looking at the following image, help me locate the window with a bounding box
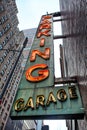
[2,97,5,103]
[7,49,9,53]
[13,90,15,96]
[0,57,4,63]
[7,59,10,65]
[3,64,7,69]
[7,71,9,75]
[3,52,7,57]
[9,66,12,70]
[12,82,14,85]
[14,85,17,88]
[7,23,10,29]
[4,15,8,21]
[0,70,5,76]
[9,86,12,92]
[7,104,10,111]
[1,123,4,130]
[0,83,4,89]
[2,29,4,35]
[0,5,4,12]
[0,44,3,50]
[5,37,8,43]
[2,15,8,23]
[1,17,5,23]
[7,93,10,98]
[5,36,9,42]
[3,113,7,120]
[10,31,13,36]
[0,31,2,37]
[0,20,2,25]
[3,76,7,81]
[10,97,13,103]
[1,108,4,116]
[4,100,7,106]
[3,40,6,46]
[5,90,8,95]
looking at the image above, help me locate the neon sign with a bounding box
[25,15,52,83]
[11,15,84,120]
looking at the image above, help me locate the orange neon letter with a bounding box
[37,29,50,38]
[41,19,51,25]
[25,64,49,82]
[30,48,50,62]
[40,38,45,47]
[39,23,51,30]
[42,15,51,21]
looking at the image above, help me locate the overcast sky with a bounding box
[16,0,60,30]
[16,1,67,130]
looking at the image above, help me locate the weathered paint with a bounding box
[11,85,84,119]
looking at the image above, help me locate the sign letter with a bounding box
[24,97,34,110]
[14,98,24,111]
[57,89,67,101]
[26,64,49,82]
[46,92,57,105]
[30,48,50,62]
[36,95,45,108]
[37,29,51,38]
[68,86,78,99]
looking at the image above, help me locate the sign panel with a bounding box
[23,15,54,88]
[11,15,84,119]
[11,85,84,119]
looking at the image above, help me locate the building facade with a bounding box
[5,28,37,130]
[0,1,37,130]
[0,0,26,129]
[59,0,87,129]
[22,28,37,69]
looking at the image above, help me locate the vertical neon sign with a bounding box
[11,15,84,120]
[25,15,54,86]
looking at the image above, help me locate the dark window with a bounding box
[10,97,13,103]
[0,70,5,76]
[4,100,7,106]
[7,93,10,98]
[0,5,4,12]
[0,31,3,37]
[3,40,6,46]
[0,83,4,89]
[0,44,3,50]
[1,108,4,116]
[0,57,4,63]
[3,52,7,57]
[2,97,5,103]
[3,113,7,120]
[7,104,10,111]
[1,123,4,130]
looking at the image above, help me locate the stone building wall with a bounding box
[59,0,87,129]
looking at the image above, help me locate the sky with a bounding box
[44,120,67,130]
[16,0,67,130]
[16,0,63,78]
[16,0,60,30]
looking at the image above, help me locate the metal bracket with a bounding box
[55,77,77,84]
